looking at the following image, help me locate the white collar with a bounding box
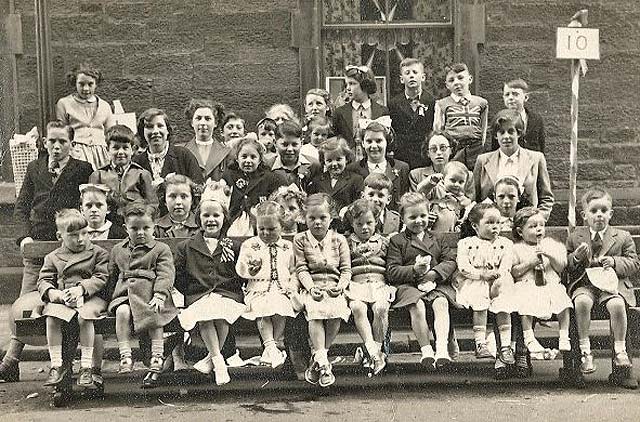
[367,160,387,172]
[272,153,311,170]
[450,93,471,103]
[352,99,372,110]
[590,227,608,239]
[405,89,422,100]
[499,148,520,162]
[195,138,214,146]
[148,143,169,159]
[306,229,334,249]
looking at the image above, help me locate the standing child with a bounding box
[222,137,285,236]
[221,113,247,151]
[294,193,351,387]
[301,116,331,162]
[308,137,363,213]
[511,207,572,358]
[256,117,279,167]
[433,63,488,170]
[108,202,177,388]
[271,120,320,192]
[269,184,307,236]
[56,63,112,170]
[362,173,401,237]
[492,175,524,232]
[417,161,474,233]
[155,174,199,238]
[456,203,516,377]
[344,199,395,375]
[38,209,109,389]
[174,181,246,385]
[566,188,640,379]
[89,125,158,221]
[236,201,298,368]
[387,192,457,368]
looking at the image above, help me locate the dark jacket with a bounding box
[174,233,244,305]
[222,165,285,221]
[15,156,93,242]
[307,170,364,212]
[347,158,410,211]
[133,144,204,185]
[388,91,436,168]
[333,101,390,147]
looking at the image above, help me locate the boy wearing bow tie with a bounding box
[433,63,488,170]
[1,121,93,383]
[566,188,640,386]
[389,58,435,169]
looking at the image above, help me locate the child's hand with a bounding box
[63,286,84,306]
[417,281,436,292]
[427,173,443,186]
[574,242,590,263]
[148,293,166,312]
[326,287,343,298]
[48,289,65,304]
[309,287,324,302]
[413,255,432,275]
[427,213,439,226]
[247,257,263,276]
[483,269,500,281]
[598,256,615,270]
[19,237,33,254]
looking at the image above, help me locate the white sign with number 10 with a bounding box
[556,27,600,60]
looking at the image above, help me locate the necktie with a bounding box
[409,97,420,113]
[269,244,279,290]
[591,232,603,257]
[49,161,60,181]
[359,104,366,119]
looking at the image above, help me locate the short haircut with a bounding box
[195,198,230,234]
[222,112,245,130]
[344,198,382,230]
[319,137,354,166]
[512,207,542,241]
[123,201,157,221]
[361,121,394,149]
[421,130,452,162]
[256,117,278,133]
[305,192,336,217]
[492,109,524,135]
[164,173,196,198]
[581,187,613,210]
[65,62,103,86]
[504,78,529,92]
[276,119,303,139]
[344,66,377,95]
[266,104,300,125]
[363,173,392,192]
[137,108,174,143]
[305,88,333,118]
[399,57,424,72]
[494,175,521,193]
[106,124,135,146]
[46,120,74,140]
[55,208,88,233]
[467,202,499,226]
[443,161,468,180]
[254,200,285,224]
[445,62,469,75]
[399,192,428,216]
[268,185,307,212]
[184,98,225,129]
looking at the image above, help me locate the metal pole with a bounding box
[34,0,54,132]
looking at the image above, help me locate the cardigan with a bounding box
[55,94,112,131]
[14,156,93,242]
[348,233,389,284]
[293,230,352,291]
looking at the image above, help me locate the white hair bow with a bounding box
[358,115,393,131]
[345,65,370,74]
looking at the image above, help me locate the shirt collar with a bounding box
[195,138,214,146]
[49,156,70,171]
[148,143,169,160]
[590,227,608,239]
[351,99,372,110]
[499,148,520,162]
[367,160,387,172]
[87,220,112,235]
[306,229,334,249]
[272,153,311,170]
[125,238,157,249]
[405,90,422,101]
[450,93,471,103]
[73,94,97,104]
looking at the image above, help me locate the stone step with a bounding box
[0,238,22,267]
[0,267,23,303]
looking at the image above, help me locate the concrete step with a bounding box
[0,267,23,303]
[0,238,22,267]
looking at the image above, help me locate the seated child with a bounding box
[38,209,109,388]
[89,125,158,220]
[417,161,474,233]
[433,63,488,170]
[222,137,285,236]
[294,193,351,388]
[155,174,199,238]
[256,117,279,167]
[269,184,308,236]
[301,116,331,162]
[174,181,246,385]
[308,137,363,213]
[361,173,401,237]
[456,203,516,377]
[567,188,640,375]
[492,175,523,232]
[236,201,298,368]
[344,199,395,375]
[387,192,457,368]
[511,207,572,358]
[108,202,178,388]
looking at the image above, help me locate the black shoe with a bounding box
[0,360,20,383]
[91,368,104,387]
[44,366,68,386]
[141,371,160,389]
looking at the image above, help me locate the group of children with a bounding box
[3,56,638,394]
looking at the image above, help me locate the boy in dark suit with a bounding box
[0,121,93,382]
[389,58,435,169]
[491,79,545,153]
[566,188,640,387]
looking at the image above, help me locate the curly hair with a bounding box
[184,98,225,130]
[65,62,103,86]
[511,207,543,241]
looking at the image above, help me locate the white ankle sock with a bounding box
[49,345,63,367]
[579,338,591,354]
[81,346,93,369]
[118,341,132,358]
[473,325,486,345]
[498,325,511,347]
[614,341,626,354]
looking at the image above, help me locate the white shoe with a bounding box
[271,349,287,369]
[526,338,545,354]
[226,350,245,368]
[193,354,213,374]
[212,355,230,385]
[259,348,273,366]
